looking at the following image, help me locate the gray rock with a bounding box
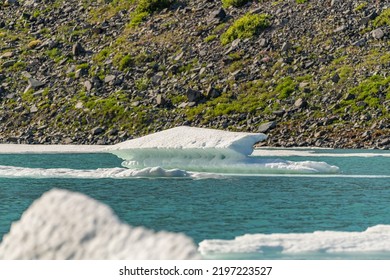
[30,104,38,113]
[28,78,45,89]
[334,25,347,33]
[379,138,390,146]
[75,101,83,109]
[174,52,184,61]
[75,68,88,79]
[188,101,197,107]
[178,102,188,109]
[2,60,16,68]
[108,128,118,135]
[84,80,92,92]
[92,76,102,88]
[151,74,162,85]
[5,0,19,5]
[273,110,285,117]
[104,75,116,84]
[230,70,244,81]
[40,39,58,50]
[72,42,85,56]
[294,98,308,109]
[258,121,276,133]
[332,73,340,83]
[352,38,366,47]
[209,8,226,21]
[0,52,14,59]
[356,101,366,107]
[186,88,201,102]
[63,137,73,144]
[258,38,267,47]
[206,85,221,99]
[231,39,241,49]
[344,93,355,100]
[330,0,340,7]
[372,28,384,40]
[91,127,104,135]
[156,94,166,106]
[281,42,292,52]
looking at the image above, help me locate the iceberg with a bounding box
[0,189,200,260]
[109,126,267,154]
[107,126,339,174]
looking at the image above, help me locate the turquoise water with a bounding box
[1,149,390,259]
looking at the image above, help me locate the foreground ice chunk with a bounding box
[0,189,200,260]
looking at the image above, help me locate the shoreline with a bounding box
[0,144,107,154]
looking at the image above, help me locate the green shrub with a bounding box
[373,8,390,27]
[118,54,133,71]
[76,63,89,70]
[135,77,149,90]
[221,13,271,45]
[295,0,307,3]
[95,48,111,63]
[350,75,390,106]
[129,11,149,26]
[274,77,296,99]
[221,0,251,8]
[136,0,174,13]
[204,34,217,43]
[354,2,367,12]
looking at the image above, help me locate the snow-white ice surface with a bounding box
[0,189,200,260]
[199,225,390,256]
[108,126,267,156]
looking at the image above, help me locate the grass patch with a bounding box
[221,13,271,45]
[94,48,111,63]
[274,77,297,99]
[204,34,217,43]
[136,0,174,13]
[221,0,251,8]
[351,75,390,103]
[354,2,367,12]
[129,11,149,27]
[135,77,149,90]
[27,39,42,49]
[373,8,390,28]
[114,54,133,71]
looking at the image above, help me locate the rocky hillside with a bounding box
[0,0,389,148]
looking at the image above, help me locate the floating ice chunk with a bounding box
[0,189,200,259]
[108,126,267,156]
[199,225,390,256]
[106,126,339,174]
[0,165,205,178]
